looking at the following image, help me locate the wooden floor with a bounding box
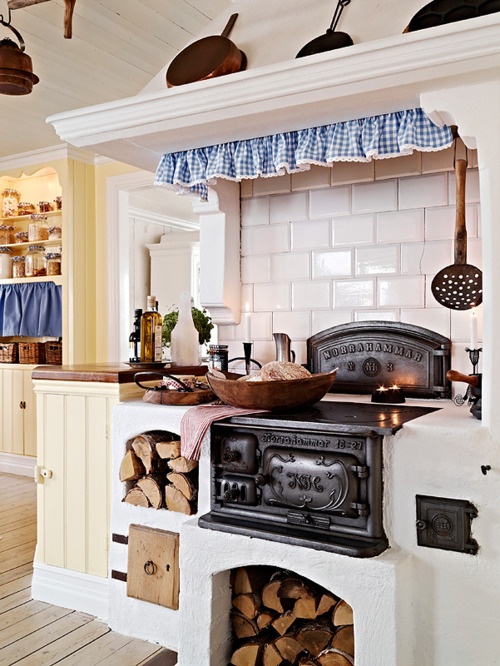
[0,473,177,666]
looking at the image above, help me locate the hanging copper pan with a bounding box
[166,14,246,88]
[0,22,38,95]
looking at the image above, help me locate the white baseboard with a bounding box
[32,560,109,621]
[0,452,36,477]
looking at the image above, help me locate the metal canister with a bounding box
[208,344,229,371]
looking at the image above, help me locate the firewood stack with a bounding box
[119,431,198,515]
[229,566,355,666]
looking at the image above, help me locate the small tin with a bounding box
[208,344,229,372]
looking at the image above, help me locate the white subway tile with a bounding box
[313,249,352,278]
[270,192,308,222]
[378,276,424,307]
[312,310,353,335]
[335,280,374,308]
[375,153,421,180]
[421,147,454,174]
[309,186,350,218]
[253,174,291,196]
[450,307,483,345]
[333,214,375,246]
[352,180,397,214]
[401,240,453,276]
[254,283,290,311]
[355,310,398,322]
[356,245,398,276]
[292,165,331,191]
[241,285,253,312]
[466,238,482,268]
[292,281,331,310]
[399,173,448,210]
[292,219,330,249]
[271,252,310,281]
[449,167,480,204]
[241,224,290,256]
[377,209,424,243]
[426,204,478,240]
[241,196,270,227]
[400,309,451,338]
[252,340,278,368]
[332,161,374,185]
[272,310,311,339]
[241,255,271,284]
[233,311,272,341]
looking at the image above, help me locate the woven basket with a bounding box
[0,342,18,363]
[18,342,45,364]
[45,341,62,365]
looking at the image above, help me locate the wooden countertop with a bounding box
[31,363,208,383]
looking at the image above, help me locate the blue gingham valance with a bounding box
[155,108,453,200]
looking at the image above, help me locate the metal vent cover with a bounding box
[307,320,451,399]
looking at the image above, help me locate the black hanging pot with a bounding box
[296,0,354,58]
[0,21,39,95]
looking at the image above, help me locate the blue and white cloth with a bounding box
[155,108,454,200]
[0,282,62,337]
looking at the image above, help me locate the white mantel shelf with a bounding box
[47,15,500,172]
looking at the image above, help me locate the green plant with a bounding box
[162,306,214,346]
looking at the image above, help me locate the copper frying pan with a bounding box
[166,14,246,88]
[431,158,483,310]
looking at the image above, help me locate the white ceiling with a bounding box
[0,0,232,159]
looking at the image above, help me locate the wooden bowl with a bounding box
[206,370,337,411]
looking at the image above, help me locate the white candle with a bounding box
[470,308,478,350]
[243,305,251,343]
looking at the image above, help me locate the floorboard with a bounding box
[0,472,177,666]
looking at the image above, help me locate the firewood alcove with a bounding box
[119,430,198,515]
[229,565,355,666]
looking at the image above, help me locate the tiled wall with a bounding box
[219,147,482,375]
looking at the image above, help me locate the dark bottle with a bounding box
[129,308,142,362]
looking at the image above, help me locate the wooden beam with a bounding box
[8,0,52,9]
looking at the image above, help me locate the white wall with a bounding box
[218,147,482,377]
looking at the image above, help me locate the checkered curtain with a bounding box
[155,108,453,200]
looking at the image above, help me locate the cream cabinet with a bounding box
[0,365,36,457]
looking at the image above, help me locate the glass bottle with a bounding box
[25,245,46,277]
[129,308,142,363]
[0,247,12,278]
[140,296,163,363]
[170,291,199,366]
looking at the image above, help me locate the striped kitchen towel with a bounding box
[180,404,267,461]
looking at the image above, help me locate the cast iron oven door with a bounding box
[307,320,451,398]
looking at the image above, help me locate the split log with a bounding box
[136,476,163,510]
[317,648,354,666]
[271,610,295,636]
[274,636,304,662]
[156,440,181,459]
[232,593,261,620]
[295,622,335,657]
[230,642,262,666]
[119,449,145,482]
[165,485,193,515]
[233,566,271,595]
[316,594,338,617]
[167,456,198,473]
[331,626,354,658]
[262,642,283,666]
[293,594,319,619]
[279,577,315,600]
[122,486,150,508]
[230,611,259,639]
[131,434,160,474]
[262,580,285,613]
[166,472,197,501]
[332,600,353,626]
[256,610,277,631]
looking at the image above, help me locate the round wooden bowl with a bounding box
[206,370,337,411]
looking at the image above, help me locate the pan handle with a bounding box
[329,0,351,32]
[454,158,467,265]
[221,13,239,39]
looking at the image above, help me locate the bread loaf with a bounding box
[260,361,311,381]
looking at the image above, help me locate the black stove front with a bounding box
[199,401,439,557]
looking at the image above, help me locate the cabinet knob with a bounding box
[144,560,157,576]
[19,400,26,409]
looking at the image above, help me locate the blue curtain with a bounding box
[0,282,62,337]
[155,108,454,200]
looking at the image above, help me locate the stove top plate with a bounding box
[220,400,440,435]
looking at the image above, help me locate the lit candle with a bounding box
[243,304,251,343]
[470,308,478,350]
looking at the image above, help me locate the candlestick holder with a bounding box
[465,347,482,375]
[452,347,482,406]
[228,342,262,376]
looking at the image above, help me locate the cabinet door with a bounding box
[0,368,24,455]
[23,368,36,457]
